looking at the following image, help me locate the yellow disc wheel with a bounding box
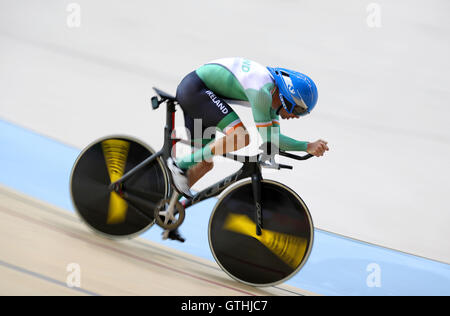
[70,136,169,238]
[208,179,314,286]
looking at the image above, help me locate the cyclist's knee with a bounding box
[202,160,214,171]
[233,126,250,149]
[193,160,213,174]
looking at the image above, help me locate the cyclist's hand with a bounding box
[307,140,329,157]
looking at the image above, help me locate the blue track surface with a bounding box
[1,118,449,295]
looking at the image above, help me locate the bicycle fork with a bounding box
[252,172,263,236]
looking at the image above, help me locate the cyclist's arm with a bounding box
[270,110,309,152]
[248,88,309,152]
[247,87,279,146]
[278,134,309,151]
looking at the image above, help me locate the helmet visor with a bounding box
[292,97,309,116]
[292,105,309,116]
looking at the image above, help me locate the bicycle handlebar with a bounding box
[278,151,314,161]
[175,139,314,166]
[263,152,312,170]
[257,148,314,170]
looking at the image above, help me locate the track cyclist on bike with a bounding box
[166,57,329,242]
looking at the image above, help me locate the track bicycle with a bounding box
[70,87,315,286]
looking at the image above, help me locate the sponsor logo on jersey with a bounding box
[205,90,229,114]
[242,59,251,72]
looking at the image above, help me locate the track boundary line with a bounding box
[0,184,307,296]
[0,259,100,296]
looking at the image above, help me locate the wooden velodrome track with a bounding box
[0,185,315,296]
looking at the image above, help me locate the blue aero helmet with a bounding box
[267,67,318,116]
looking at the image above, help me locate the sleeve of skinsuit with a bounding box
[269,109,309,151]
[247,88,309,152]
[245,86,278,146]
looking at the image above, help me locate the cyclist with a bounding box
[166,57,329,242]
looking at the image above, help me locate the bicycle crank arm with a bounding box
[154,192,186,230]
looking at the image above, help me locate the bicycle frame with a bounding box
[186,154,264,235]
[109,92,312,235]
[109,96,266,234]
[108,99,176,189]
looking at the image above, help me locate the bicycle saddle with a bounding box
[153,87,177,102]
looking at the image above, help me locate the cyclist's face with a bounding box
[279,107,300,119]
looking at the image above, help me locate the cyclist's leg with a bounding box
[187,158,214,187]
[182,110,216,150]
[182,111,215,187]
[209,124,250,156]
[182,121,250,189]
[175,71,250,187]
[186,125,250,187]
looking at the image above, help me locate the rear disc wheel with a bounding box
[70,135,169,238]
